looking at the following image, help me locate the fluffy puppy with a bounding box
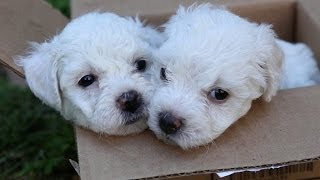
[18,12,163,135]
[277,39,320,89]
[148,4,284,149]
[149,4,320,149]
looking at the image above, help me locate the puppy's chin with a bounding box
[153,133,208,150]
[110,118,148,136]
[121,105,149,125]
[156,133,214,150]
[74,107,149,136]
[155,133,179,146]
[149,124,210,150]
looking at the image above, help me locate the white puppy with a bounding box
[148,4,319,149]
[18,12,163,135]
[277,39,320,89]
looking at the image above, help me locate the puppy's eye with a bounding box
[209,88,229,102]
[78,74,95,87]
[135,58,147,72]
[160,68,168,81]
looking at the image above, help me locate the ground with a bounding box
[0,0,77,178]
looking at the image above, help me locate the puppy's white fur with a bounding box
[148,4,289,149]
[18,12,163,135]
[277,39,320,89]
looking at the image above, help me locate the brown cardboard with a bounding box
[71,0,263,18]
[72,0,320,179]
[173,174,212,180]
[0,0,68,77]
[296,0,320,63]
[175,160,320,180]
[213,161,320,180]
[76,85,320,179]
[72,0,296,41]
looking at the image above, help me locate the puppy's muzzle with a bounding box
[159,112,183,134]
[116,90,142,113]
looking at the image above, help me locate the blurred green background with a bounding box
[0,0,77,178]
[47,0,70,18]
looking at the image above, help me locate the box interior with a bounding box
[76,85,320,179]
[72,0,320,63]
[72,0,320,179]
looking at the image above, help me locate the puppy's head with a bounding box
[148,4,283,149]
[18,12,164,135]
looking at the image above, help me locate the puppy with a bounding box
[149,4,320,149]
[18,12,163,135]
[277,39,320,89]
[148,4,285,149]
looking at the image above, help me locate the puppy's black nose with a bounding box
[116,90,142,113]
[159,112,183,134]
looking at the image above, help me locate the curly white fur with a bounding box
[17,12,164,135]
[148,4,320,149]
[277,39,320,89]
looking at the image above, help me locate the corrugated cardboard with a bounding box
[72,0,296,41]
[0,0,68,77]
[296,0,320,62]
[76,85,320,179]
[71,0,320,179]
[213,161,320,180]
[170,161,320,179]
[0,0,320,179]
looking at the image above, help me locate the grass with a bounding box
[0,76,77,178]
[46,0,70,18]
[0,0,77,178]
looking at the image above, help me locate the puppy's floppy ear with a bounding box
[16,41,62,111]
[256,25,284,102]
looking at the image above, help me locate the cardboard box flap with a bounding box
[296,0,320,63]
[72,1,320,178]
[72,0,295,41]
[76,85,320,179]
[71,0,293,17]
[0,0,68,77]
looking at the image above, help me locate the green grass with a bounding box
[46,0,70,18]
[0,1,77,178]
[0,1,76,178]
[0,77,77,178]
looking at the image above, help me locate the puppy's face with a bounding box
[20,12,164,135]
[148,5,283,149]
[58,38,152,135]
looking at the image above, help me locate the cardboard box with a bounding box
[0,0,68,77]
[172,161,320,179]
[214,161,320,180]
[1,0,320,179]
[72,0,320,179]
